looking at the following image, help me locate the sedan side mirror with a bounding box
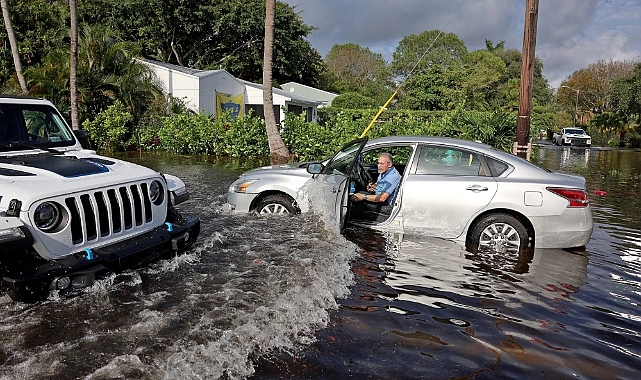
[306,163,323,174]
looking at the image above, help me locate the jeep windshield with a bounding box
[0,103,76,152]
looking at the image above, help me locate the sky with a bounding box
[282,0,641,89]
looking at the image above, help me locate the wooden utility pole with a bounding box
[515,0,539,160]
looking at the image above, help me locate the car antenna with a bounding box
[360,0,468,139]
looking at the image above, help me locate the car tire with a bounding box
[467,213,529,255]
[256,194,298,215]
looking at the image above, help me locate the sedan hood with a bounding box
[242,161,315,177]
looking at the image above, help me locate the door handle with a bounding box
[466,184,488,192]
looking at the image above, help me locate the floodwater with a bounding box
[1,146,640,380]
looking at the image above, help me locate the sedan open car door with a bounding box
[308,138,368,232]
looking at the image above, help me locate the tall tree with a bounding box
[77,0,323,86]
[69,0,79,130]
[263,0,290,163]
[489,48,552,108]
[461,50,506,110]
[391,30,468,81]
[323,43,392,103]
[0,0,67,88]
[485,39,505,53]
[1,0,27,94]
[398,65,462,111]
[610,63,641,121]
[559,60,635,116]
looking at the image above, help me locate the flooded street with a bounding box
[1,146,640,379]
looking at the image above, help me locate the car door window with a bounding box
[416,145,484,176]
[323,139,366,176]
[361,145,414,177]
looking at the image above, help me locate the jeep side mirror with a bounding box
[73,129,91,149]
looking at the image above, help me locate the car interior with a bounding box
[349,145,414,224]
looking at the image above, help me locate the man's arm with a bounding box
[351,192,390,203]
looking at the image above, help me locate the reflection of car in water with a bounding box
[379,232,589,307]
[227,136,593,254]
[0,96,200,302]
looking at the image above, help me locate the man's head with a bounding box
[377,153,393,174]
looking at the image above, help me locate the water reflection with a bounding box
[255,222,638,379]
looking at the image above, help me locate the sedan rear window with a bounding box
[485,156,509,176]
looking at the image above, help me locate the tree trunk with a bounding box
[69,0,80,130]
[1,0,27,95]
[263,0,290,164]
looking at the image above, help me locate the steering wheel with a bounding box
[27,133,48,142]
[350,162,372,191]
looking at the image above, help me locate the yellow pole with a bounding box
[359,91,397,138]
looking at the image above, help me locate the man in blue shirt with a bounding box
[351,152,401,216]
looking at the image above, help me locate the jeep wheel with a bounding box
[256,194,297,215]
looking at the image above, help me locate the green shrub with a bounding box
[331,92,379,109]
[82,100,132,151]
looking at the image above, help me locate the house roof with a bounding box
[138,58,227,79]
[281,82,338,97]
[239,79,321,105]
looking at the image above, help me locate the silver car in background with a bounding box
[227,136,593,254]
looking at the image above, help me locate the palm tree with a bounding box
[263,0,290,164]
[69,0,79,130]
[1,0,27,94]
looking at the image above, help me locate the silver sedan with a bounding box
[227,136,593,254]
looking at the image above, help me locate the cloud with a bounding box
[284,0,641,88]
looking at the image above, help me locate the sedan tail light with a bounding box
[547,187,589,207]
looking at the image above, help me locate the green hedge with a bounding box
[85,106,536,160]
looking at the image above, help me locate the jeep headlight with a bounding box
[34,202,62,232]
[149,180,164,205]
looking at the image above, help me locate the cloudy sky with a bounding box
[282,0,641,88]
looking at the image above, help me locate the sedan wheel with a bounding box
[256,194,297,215]
[467,213,529,255]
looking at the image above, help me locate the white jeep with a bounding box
[0,96,200,302]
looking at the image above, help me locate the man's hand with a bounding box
[366,182,377,192]
[351,192,369,202]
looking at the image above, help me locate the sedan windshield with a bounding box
[0,103,75,151]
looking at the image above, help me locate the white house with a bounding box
[140,59,321,124]
[280,82,338,107]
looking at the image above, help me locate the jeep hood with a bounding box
[0,152,161,209]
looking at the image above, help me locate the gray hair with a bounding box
[379,152,393,164]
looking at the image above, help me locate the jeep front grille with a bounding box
[64,183,154,244]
